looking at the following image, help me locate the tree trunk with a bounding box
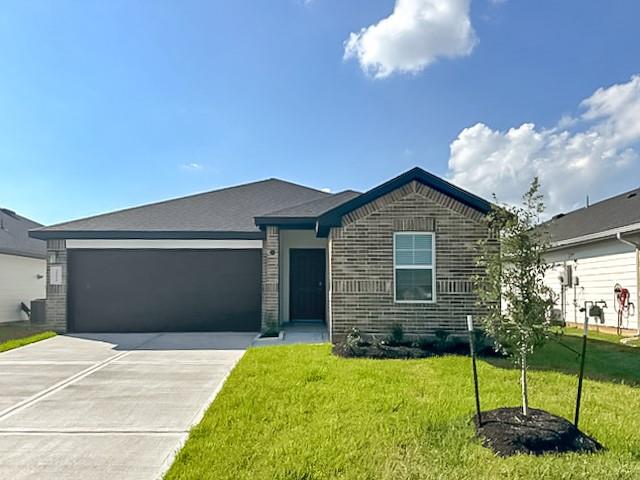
[521,351,529,416]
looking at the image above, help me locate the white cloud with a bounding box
[344,0,476,79]
[321,187,332,193]
[447,75,640,215]
[180,162,204,171]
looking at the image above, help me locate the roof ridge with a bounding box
[584,186,639,209]
[263,177,333,196]
[33,177,326,231]
[258,190,359,217]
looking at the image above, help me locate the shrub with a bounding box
[262,327,280,338]
[472,329,498,354]
[433,329,451,353]
[262,312,280,337]
[412,336,433,350]
[389,323,405,345]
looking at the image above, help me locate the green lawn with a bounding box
[0,325,56,353]
[166,330,640,480]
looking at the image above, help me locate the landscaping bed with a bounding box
[333,341,435,359]
[475,407,603,456]
[332,327,499,359]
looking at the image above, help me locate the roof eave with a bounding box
[29,230,265,241]
[549,222,640,250]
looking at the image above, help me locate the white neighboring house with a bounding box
[544,189,640,334]
[0,208,46,323]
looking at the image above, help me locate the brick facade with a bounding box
[45,239,68,333]
[261,225,280,332]
[329,180,492,341]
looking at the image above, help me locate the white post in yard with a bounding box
[467,315,482,426]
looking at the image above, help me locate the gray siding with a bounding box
[545,239,639,331]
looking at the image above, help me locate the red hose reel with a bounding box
[614,283,636,334]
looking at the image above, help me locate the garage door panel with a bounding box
[68,249,261,332]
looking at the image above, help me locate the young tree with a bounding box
[475,178,555,416]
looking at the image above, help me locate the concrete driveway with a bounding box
[0,332,255,480]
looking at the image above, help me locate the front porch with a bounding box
[253,322,329,347]
[261,227,329,334]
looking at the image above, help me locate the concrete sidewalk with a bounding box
[0,332,255,480]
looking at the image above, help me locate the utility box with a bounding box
[562,265,573,288]
[30,299,46,324]
[588,305,605,324]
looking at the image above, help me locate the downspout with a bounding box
[616,232,640,335]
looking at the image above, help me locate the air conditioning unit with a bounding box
[550,308,565,327]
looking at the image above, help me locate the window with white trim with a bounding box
[394,232,435,302]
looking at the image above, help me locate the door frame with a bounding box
[288,248,326,322]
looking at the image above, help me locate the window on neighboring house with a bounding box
[394,232,435,302]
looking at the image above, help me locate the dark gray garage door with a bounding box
[67,249,261,333]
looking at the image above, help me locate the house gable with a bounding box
[341,180,487,230]
[316,167,491,237]
[328,176,493,340]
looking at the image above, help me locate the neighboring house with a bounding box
[0,208,46,323]
[30,167,493,341]
[544,188,640,333]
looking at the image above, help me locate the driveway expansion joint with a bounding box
[0,332,169,422]
[0,349,133,421]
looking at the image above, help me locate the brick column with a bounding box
[45,239,68,333]
[261,226,280,333]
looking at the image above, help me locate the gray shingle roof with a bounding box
[255,190,361,221]
[0,209,46,258]
[546,187,640,244]
[32,179,331,239]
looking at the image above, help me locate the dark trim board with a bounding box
[67,248,262,333]
[254,217,316,228]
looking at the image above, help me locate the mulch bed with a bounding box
[333,340,501,360]
[333,342,435,359]
[475,407,603,456]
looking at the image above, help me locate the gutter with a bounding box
[615,232,640,335]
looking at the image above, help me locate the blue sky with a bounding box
[2,0,640,225]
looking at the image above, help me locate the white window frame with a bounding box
[393,232,436,304]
